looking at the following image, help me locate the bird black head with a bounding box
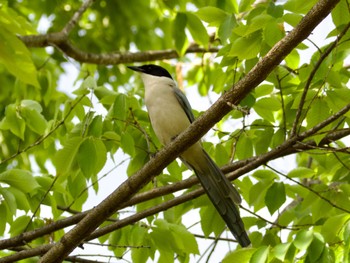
[127,64,173,80]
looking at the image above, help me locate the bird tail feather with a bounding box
[194,150,251,247]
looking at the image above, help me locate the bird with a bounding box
[128,64,250,247]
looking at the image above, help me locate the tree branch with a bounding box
[18,0,219,65]
[0,244,53,263]
[291,22,350,136]
[20,36,219,64]
[62,0,96,36]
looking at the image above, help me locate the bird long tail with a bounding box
[193,150,251,247]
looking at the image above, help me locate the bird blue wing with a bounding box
[173,87,195,123]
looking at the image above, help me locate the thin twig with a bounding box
[239,205,299,230]
[290,22,350,136]
[62,0,96,35]
[267,165,350,214]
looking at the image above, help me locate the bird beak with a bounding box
[127,66,144,73]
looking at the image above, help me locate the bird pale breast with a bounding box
[146,87,190,145]
[145,83,190,145]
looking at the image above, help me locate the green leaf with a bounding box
[0,169,40,193]
[185,12,209,48]
[272,242,292,262]
[166,160,182,181]
[110,93,128,121]
[327,88,350,113]
[249,179,273,211]
[218,14,237,43]
[150,221,174,256]
[239,0,255,12]
[283,13,303,27]
[158,250,174,263]
[67,172,88,208]
[200,204,225,237]
[250,246,269,263]
[10,215,31,236]
[253,97,281,123]
[172,13,188,55]
[240,93,256,108]
[285,243,297,262]
[127,152,148,176]
[265,182,286,215]
[131,224,148,246]
[20,100,43,112]
[235,132,253,160]
[271,128,286,148]
[0,26,38,86]
[73,75,96,95]
[0,188,17,214]
[54,137,84,175]
[223,247,255,263]
[0,104,26,140]
[287,167,315,178]
[0,7,36,35]
[131,226,150,263]
[344,220,350,244]
[0,204,7,236]
[307,99,329,129]
[293,229,313,250]
[255,127,274,155]
[109,227,130,258]
[94,86,118,105]
[20,100,48,134]
[331,0,350,27]
[234,14,274,36]
[284,0,318,14]
[252,169,278,181]
[9,187,31,211]
[121,132,135,156]
[306,233,325,262]
[103,131,121,142]
[321,213,350,243]
[87,115,103,137]
[77,137,107,178]
[169,224,199,254]
[285,49,300,69]
[255,84,274,97]
[196,7,228,26]
[263,21,284,47]
[214,143,229,166]
[230,31,262,60]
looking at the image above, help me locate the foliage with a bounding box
[0,0,350,262]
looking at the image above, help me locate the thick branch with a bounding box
[18,0,218,65]
[20,36,219,64]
